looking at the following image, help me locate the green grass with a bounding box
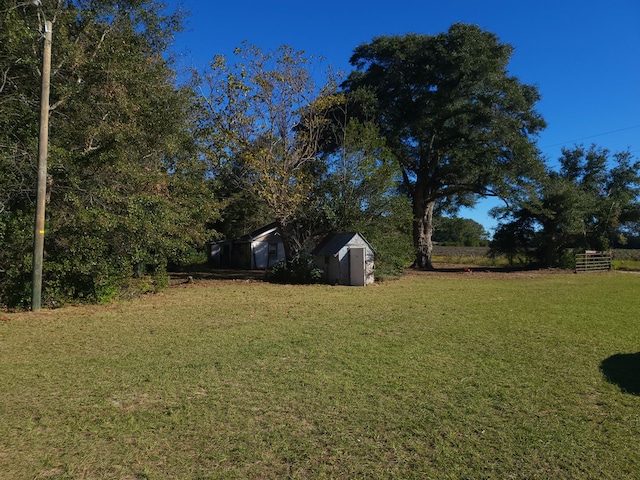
[2,272,640,479]
[612,259,640,271]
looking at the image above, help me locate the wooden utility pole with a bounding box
[32,19,52,311]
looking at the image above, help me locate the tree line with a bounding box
[1,0,638,308]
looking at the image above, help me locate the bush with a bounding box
[266,256,324,284]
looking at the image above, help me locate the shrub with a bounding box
[266,256,324,284]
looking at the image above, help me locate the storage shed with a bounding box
[209,223,286,270]
[312,232,375,286]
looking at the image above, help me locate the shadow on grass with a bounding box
[169,268,266,283]
[431,265,530,273]
[425,264,558,274]
[600,352,640,395]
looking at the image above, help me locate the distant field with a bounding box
[433,245,640,270]
[2,271,640,478]
[433,245,640,259]
[432,245,493,264]
[432,245,492,258]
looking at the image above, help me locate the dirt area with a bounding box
[168,264,569,288]
[405,264,570,279]
[168,269,268,287]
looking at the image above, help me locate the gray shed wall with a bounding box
[314,233,374,286]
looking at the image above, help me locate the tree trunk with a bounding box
[276,220,294,263]
[413,200,435,270]
[541,233,559,268]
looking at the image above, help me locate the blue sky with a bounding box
[164,0,640,232]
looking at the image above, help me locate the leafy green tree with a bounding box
[491,145,640,267]
[314,114,413,277]
[208,167,271,241]
[1,1,218,307]
[196,43,340,260]
[358,195,414,278]
[488,210,538,265]
[618,222,640,248]
[432,216,489,246]
[318,104,400,230]
[341,23,546,269]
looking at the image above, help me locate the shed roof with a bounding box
[210,222,281,246]
[311,232,374,256]
[238,222,280,242]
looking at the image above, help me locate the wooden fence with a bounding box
[575,250,612,273]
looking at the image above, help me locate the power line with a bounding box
[541,124,640,149]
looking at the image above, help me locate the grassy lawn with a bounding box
[2,271,640,479]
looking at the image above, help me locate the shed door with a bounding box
[349,247,366,286]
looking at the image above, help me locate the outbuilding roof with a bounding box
[311,232,375,256]
[237,222,280,242]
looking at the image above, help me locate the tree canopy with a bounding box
[341,23,546,269]
[490,145,640,267]
[195,43,343,261]
[0,0,219,307]
[432,216,489,247]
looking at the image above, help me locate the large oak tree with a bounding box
[342,23,546,269]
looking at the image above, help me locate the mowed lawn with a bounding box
[1,271,639,479]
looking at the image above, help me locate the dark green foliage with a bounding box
[318,119,399,231]
[266,256,324,284]
[489,210,538,265]
[0,210,33,308]
[433,216,490,246]
[313,118,412,278]
[210,175,271,241]
[0,1,219,308]
[356,195,414,278]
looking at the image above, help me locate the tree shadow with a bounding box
[431,265,530,273]
[426,264,552,274]
[600,352,640,395]
[169,268,266,283]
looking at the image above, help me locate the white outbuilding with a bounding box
[209,223,286,270]
[312,232,375,286]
